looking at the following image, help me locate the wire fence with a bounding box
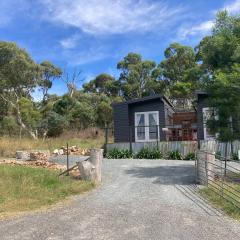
[196,150,240,209]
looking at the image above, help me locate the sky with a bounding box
[0,0,240,99]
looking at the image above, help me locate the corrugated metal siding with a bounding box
[197,94,209,140]
[113,103,130,142]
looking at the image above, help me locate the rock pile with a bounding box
[30,151,50,161]
[34,160,66,170]
[0,158,66,171]
[16,150,50,161]
[53,146,90,156]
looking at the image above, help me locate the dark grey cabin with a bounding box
[112,95,174,143]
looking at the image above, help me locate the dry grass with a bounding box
[0,164,94,218]
[0,128,106,158]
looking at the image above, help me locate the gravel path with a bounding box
[1,159,240,240]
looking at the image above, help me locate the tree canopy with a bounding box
[117,53,165,99]
[197,11,240,141]
[0,11,239,141]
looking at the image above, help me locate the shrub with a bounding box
[39,112,67,137]
[106,148,133,159]
[135,147,162,159]
[215,151,222,160]
[167,150,183,160]
[232,153,239,161]
[184,152,196,160]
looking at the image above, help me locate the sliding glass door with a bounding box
[135,111,159,142]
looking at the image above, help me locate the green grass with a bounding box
[0,164,94,218]
[200,182,240,220]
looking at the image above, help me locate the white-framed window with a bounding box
[202,107,218,140]
[135,111,159,142]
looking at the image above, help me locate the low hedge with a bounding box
[106,148,196,160]
[106,147,162,159]
[106,148,133,159]
[135,147,162,159]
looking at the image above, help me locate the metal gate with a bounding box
[196,150,240,209]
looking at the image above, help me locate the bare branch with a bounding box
[61,67,85,97]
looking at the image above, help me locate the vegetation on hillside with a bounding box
[0,11,239,141]
[0,129,105,158]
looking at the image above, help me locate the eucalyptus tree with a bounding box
[117,53,163,99]
[39,61,62,102]
[197,11,240,141]
[0,41,40,139]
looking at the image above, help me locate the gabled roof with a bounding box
[112,94,174,108]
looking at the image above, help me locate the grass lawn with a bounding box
[200,182,240,220]
[0,164,94,218]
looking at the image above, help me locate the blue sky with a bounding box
[0,0,240,99]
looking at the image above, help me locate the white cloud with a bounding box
[175,0,240,41]
[223,0,240,14]
[177,20,214,40]
[60,35,80,49]
[40,0,184,35]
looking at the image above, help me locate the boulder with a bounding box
[16,151,30,161]
[53,149,59,155]
[77,161,96,182]
[59,149,64,155]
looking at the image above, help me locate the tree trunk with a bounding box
[15,102,38,140]
[0,94,38,140]
[19,126,22,139]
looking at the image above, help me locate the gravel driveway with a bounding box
[1,159,240,240]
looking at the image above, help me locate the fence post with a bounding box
[220,155,224,198]
[156,125,159,150]
[205,152,208,186]
[196,150,206,185]
[104,127,109,155]
[89,148,103,183]
[66,142,69,176]
[77,149,103,183]
[224,142,228,178]
[195,149,198,182]
[196,140,201,182]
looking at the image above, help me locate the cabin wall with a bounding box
[113,97,175,143]
[128,99,167,141]
[113,103,130,142]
